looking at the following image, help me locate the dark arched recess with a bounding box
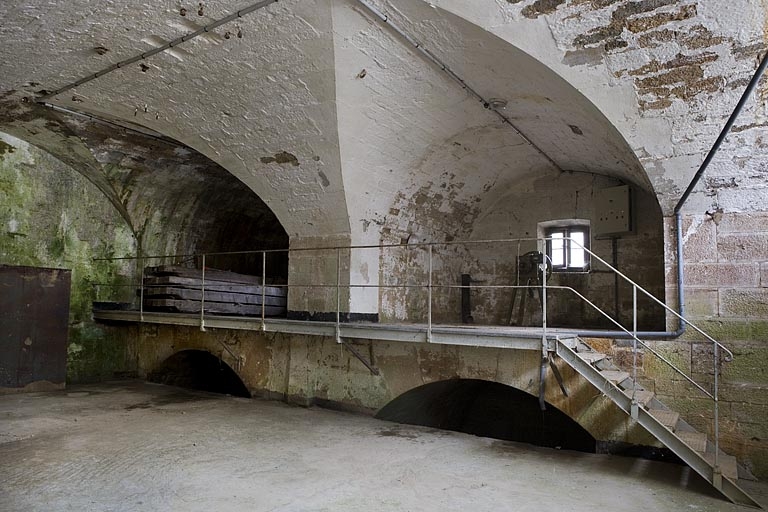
[0,99,290,280]
[376,379,596,453]
[149,350,250,398]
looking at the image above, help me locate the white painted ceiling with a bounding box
[0,0,666,242]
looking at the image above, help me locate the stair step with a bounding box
[599,370,630,385]
[677,431,708,452]
[624,389,655,407]
[576,351,606,364]
[648,408,680,430]
[703,453,739,480]
[560,339,761,507]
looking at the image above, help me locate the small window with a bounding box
[546,226,589,272]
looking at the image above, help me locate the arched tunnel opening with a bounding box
[376,379,596,453]
[148,350,251,398]
[0,111,291,285]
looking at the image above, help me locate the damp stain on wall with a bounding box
[260,151,300,166]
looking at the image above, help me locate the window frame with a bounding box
[545,225,590,273]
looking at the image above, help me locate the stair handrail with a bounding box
[561,237,733,361]
[546,282,725,477]
[546,284,712,398]
[545,236,728,476]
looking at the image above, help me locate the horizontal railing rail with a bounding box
[574,239,733,361]
[549,285,713,398]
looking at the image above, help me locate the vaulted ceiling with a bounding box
[1,0,764,244]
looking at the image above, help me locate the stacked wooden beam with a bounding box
[142,266,286,316]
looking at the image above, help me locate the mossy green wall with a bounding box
[0,134,137,383]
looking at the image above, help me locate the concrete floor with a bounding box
[1,382,765,512]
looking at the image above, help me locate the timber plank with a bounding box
[143,276,285,297]
[146,265,263,286]
[145,298,285,316]
[144,286,286,306]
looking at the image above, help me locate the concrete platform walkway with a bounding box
[1,381,765,512]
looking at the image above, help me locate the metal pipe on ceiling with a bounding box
[354,0,563,172]
[674,51,768,216]
[582,51,768,340]
[35,0,278,103]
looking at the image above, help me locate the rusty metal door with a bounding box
[0,265,71,390]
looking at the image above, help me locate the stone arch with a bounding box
[333,1,667,322]
[149,349,251,398]
[0,98,290,278]
[357,2,660,240]
[338,0,658,243]
[376,378,596,452]
[365,343,659,454]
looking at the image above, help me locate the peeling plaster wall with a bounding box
[379,171,666,330]
[333,0,510,313]
[0,134,137,383]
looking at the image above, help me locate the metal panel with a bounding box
[594,185,631,236]
[0,265,71,389]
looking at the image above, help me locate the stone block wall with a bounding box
[286,234,353,319]
[127,323,657,455]
[621,211,768,477]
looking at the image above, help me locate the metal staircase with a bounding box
[556,337,761,508]
[506,235,765,508]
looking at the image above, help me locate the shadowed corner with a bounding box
[148,349,251,398]
[376,378,596,453]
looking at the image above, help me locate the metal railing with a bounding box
[567,238,730,473]
[94,236,731,470]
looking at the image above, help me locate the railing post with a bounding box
[336,247,341,344]
[200,254,206,332]
[540,239,547,340]
[427,244,433,343]
[631,284,639,420]
[714,341,721,485]
[139,258,145,322]
[260,251,266,332]
[539,238,548,411]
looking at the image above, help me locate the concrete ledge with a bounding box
[92,310,579,351]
